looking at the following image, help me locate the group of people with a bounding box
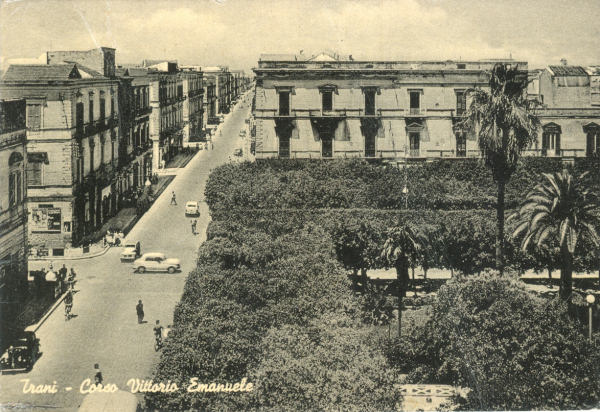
[136,300,171,349]
[31,264,77,299]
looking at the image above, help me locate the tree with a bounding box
[510,170,600,300]
[460,63,540,275]
[381,225,423,337]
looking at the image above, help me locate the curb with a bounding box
[31,290,69,333]
[29,245,111,262]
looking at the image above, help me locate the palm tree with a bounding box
[381,225,423,337]
[460,64,540,275]
[510,170,600,300]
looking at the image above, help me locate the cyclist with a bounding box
[64,290,73,320]
[153,320,163,350]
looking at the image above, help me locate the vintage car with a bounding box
[133,253,181,274]
[233,148,243,157]
[185,201,200,217]
[0,326,40,374]
[120,240,141,262]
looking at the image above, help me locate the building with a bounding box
[115,67,153,190]
[204,76,218,125]
[180,68,205,144]
[528,63,600,157]
[1,51,121,252]
[0,98,28,343]
[147,66,185,170]
[252,52,526,159]
[204,66,232,117]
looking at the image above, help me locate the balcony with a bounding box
[135,106,152,117]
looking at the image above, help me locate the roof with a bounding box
[126,67,149,77]
[142,252,166,258]
[142,59,177,67]
[2,64,81,81]
[548,65,589,76]
[62,61,104,78]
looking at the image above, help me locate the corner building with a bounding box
[252,53,526,159]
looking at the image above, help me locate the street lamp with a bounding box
[587,294,595,342]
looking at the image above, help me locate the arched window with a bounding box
[8,151,24,207]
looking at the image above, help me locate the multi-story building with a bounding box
[252,52,525,159]
[204,66,232,116]
[0,99,28,342]
[147,65,185,170]
[204,77,218,124]
[180,68,205,144]
[1,51,121,252]
[115,67,153,189]
[528,63,600,157]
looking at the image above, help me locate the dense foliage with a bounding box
[387,273,600,410]
[146,224,399,410]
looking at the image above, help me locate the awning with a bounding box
[101,185,112,198]
[27,152,49,164]
[296,119,314,141]
[346,119,362,142]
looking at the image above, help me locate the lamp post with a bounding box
[587,294,595,342]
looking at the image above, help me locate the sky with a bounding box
[0,0,598,73]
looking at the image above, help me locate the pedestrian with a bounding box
[136,300,144,324]
[94,363,103,385]
[211,142,214,150]
[192,219,198,235]
[58,264,68,293]
[170,191,177,205]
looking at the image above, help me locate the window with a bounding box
[364,90,376,116]
[111,96,115,117]
[100,138,105,164]
[584,123,600,157]
[456,91,466,116]
[457,63,466,69]
[27,104,41,130]
[99,96,106,120]
[76,103,84,128]
[456,132,467,157]
[409,91,420,114]
[322,91,333,112]
[89,95,94,122]
[542,124,561,156]
[28,162,43,186]
[409,132,420,156]
[278,91,290,116]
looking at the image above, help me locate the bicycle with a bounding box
[154,334,163,351]
[65,303,73,321]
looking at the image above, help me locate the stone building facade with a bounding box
[528,64,600,158]
[0,98,28,340]
[1,59,120,252]
[204,66,232,117]
[181,69,205,144]
[115,67,153,190]
[204,77,218,125]
[252,52,525,159]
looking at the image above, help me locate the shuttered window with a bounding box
[27,104,41,130]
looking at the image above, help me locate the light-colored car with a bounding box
[133,253,181,274]
[120,241,141,262]
[233,148,243,157]
[185,201,200,216]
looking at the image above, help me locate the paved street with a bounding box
[0,92,254,411]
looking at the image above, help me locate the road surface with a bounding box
[0,92,254,411]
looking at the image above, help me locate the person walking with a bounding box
[191,220,197,235]
[94,363,103,384]
[58,264,68,293]
[136,300,144,324]
[170,191,177,205]
[68,268,77,292]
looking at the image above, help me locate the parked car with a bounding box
[120,241,141,262]
[185,201,200,217]
[233,148,243,157]
[133,253,181,274]
[0,326,40,374]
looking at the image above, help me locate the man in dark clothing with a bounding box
[94,363,103,384]
[191,220,197,235]
[136,300,144,324]
[170,191,177,205]
[58,264,68,293]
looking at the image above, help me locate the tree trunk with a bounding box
[548,268,553,289]
[560,247,573,301]
[412,265,417,297]
[396,261,409,338]
[496,178,506,275]
[423,267,428,280]
[450,267,454,278]
[360,267,368,293]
